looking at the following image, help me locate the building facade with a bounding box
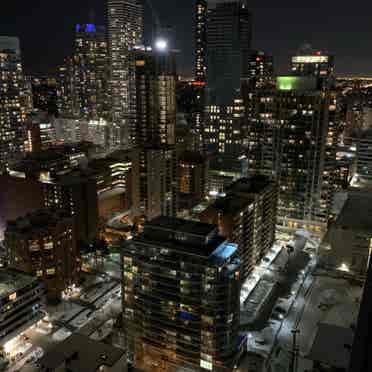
[0,269,45,345]
[200,176,277,278]
[107,0,143,148]
[0,37,26,173]
[5,210,80,301]
[122,217,243,372]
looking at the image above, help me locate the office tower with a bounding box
[242,52,276,177]
[131,46,178,220]
[107,0,144,148]
[138,145,178,220]
[206,0,252,106]
[200,176,277,278]
[243,50,275,91]
[291,46,338,223]
[0,269,45,344]
[31,76,58,115]
[132,47,177,147]
[291,45,335,80]
[5,210,80,301]
[178,151,208,211]
[122,217,242,371]
[56,57,75,117]
[0,37,26,173]
[195,0,207,84]
[88,150,136,218]
[204,0,252,172]
[193,0,208,152]
[275,76,332,232]
[43,173,99,244]
[205,98,245,157]
[25,111,57,153]
[73,23,109,120]
[243,86,277,177]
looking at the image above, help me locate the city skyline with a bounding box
[1,0,372,76]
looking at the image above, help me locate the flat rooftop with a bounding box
[39,333,126,372]
[6,209,70,235]
[227,175,274,196]
[0,269,38,299]
[147,216,216,237]
[334,190,372,230]
[213,195,253,214]
[138,217,228,259]
[308,323,354,369]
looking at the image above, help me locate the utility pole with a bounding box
[289,328,300,372]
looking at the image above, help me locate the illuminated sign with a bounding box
[192,81,206,87]
[76,24,97,33]
[292,56,329,64]
[136,60,145,66]
[277,76,300,91]
[277,76,317,91]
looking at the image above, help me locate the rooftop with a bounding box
[136,217,228,259]
[147,216,216,237]
[39,333,126,372]
[0,269,38,299]
[308,323,354,369]
[334,190,372,230]
[227,175,274,196]
[6,209,71,236]
[213,195,253,214]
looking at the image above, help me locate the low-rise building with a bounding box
[39,333,127,372]
[5,210,80,301]
[0,269,45,345]
[321,190,372,277]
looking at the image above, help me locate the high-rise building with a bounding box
[122,217,243,371]
[73,23,109,120]
[107,0,143,148]
[25,111,57,153]
[132,47,177,147]
[200,176,277,278]
[56,57,75,117]
[195,0,207,84]
[5,209,80,301]
[137,145,178,220]
[275,76,333,232]
[243,50,275,91]
[178,151,208,211]
[204,1,252,169]
[291,45,335,80]
[206,0,252,106]
[0,37,26,173]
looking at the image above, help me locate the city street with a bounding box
[3,265,123,372]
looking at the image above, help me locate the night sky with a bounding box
[1,0,372,77]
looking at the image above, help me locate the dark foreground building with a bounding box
[122,217,243,371]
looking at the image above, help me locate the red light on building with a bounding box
[316,51,322,56]
[192,81,206,87]
[256,57,262,62]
